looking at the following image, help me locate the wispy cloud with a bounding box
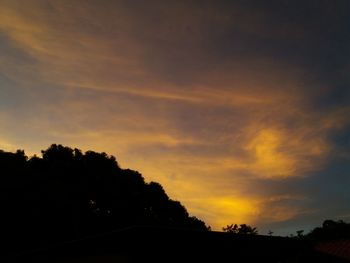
[0,0,349,232]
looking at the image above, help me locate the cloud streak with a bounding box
[0,0,349,233]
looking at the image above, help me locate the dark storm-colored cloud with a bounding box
[116,0,350,87]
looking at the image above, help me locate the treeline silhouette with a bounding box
[0,144,207,251]
[222,223,258,235]
[1,144,349,257]
[221,219,350,241]
[307,219,350,241]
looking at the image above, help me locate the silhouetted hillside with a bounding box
[0,144,207,254]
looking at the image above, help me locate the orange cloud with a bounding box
[0,0,349,232]
[243,124,330,179]
[246,128,297,178]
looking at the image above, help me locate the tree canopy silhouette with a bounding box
[222,224,258,235]
[0,144,208,250]
[306,219,350,241]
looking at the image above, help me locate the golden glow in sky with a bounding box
[0,0,349,234]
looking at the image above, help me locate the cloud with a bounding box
[0,0,349,233]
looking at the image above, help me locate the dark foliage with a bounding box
[0,144,208,251]
[222,224,258,235]
[307,220,350,241]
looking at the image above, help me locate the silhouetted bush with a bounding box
[222,224,258,235]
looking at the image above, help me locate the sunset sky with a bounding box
[0,0,349,235]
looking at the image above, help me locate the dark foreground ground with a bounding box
[6,226,349,263]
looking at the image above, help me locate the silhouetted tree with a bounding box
[223,223,239,233]
[0,144,209,252]
[222,224,258,235]
[306,219,350,241]
[296,230,304,238]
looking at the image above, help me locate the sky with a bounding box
[0,0,349,235]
